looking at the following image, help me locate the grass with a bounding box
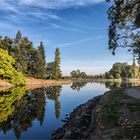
[99,87,140,139]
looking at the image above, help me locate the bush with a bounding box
[0,48,26,85]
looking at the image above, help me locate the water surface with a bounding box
[0,81,139,139]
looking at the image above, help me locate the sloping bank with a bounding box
[52,87,140,139]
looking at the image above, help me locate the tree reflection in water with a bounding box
[0,87,46,140]
[0,85,63,139]
[70,82,87,91]
[45,85,62,119]
[0,81,139,139]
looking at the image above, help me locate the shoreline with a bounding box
[0,77,140,91]
[52,87,140,139]
[52,95,103,139]
[1,77,140,87]
[0,77,73,91]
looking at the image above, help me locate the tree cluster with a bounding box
[95,62,140,79]
[0,31,62,82]
[70,69,87,79]
[46,48,62,80]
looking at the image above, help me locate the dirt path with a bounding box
[125,87,140,99]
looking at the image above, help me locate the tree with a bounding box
[13,31,33,74]
[0,48,26,85]
[37,42,46,79]
[46,62,55,79]
[0,31,61,79]
[105,72,114,79]
[38,41,46,62]
[53,48,62,80]
[0,36,13,55]
[107,0,140,63]
[70,69,87,79]
[110,63,122,78]
[103,62,140,79]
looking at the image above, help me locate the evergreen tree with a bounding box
[38,41,46,62]
[0,31,62,80]
[13,31,28,73]
[0,36,13,55]
[46,62,55,79]
[53,48,62,80]
[37,42,46,79]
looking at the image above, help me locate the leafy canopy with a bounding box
[0,48,26,85]
[107,0,140,63]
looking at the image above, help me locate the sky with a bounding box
[0,0,132,75]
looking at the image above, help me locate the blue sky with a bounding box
[0,0,132,75]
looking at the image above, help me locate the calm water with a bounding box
[0,81,139,139]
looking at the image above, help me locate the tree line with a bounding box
[94,62,140,79]
[0,31,62,84]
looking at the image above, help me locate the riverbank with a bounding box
[52,95,102,139]
[53,87,140,139]
[0,77,72,89]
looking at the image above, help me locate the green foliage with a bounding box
[107,0,140,63]
[100,88,140,139]
[46,62,55,79]
[45,48,62,80]
[0,48,26,85]
[0,31,63,80]
[99,62,140,79]
[0,31,47,79]
[70,69,87,79]
[37,41,46,79]
[53,48,62,80]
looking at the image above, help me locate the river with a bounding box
[0,81,139,139]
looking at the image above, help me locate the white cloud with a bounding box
[20,0,105,9]
[27,11,60,20]
[1,0,105,12]
[0,0,105,22]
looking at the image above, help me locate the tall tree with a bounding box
[13,31,29,73]
[107,0,140,64]
[0,36,13,55]
[38,41,46,62]
[53,48,62,80]
[37,42,46,79]
[46,62,55,79]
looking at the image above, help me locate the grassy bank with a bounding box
[95,88,140,139]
